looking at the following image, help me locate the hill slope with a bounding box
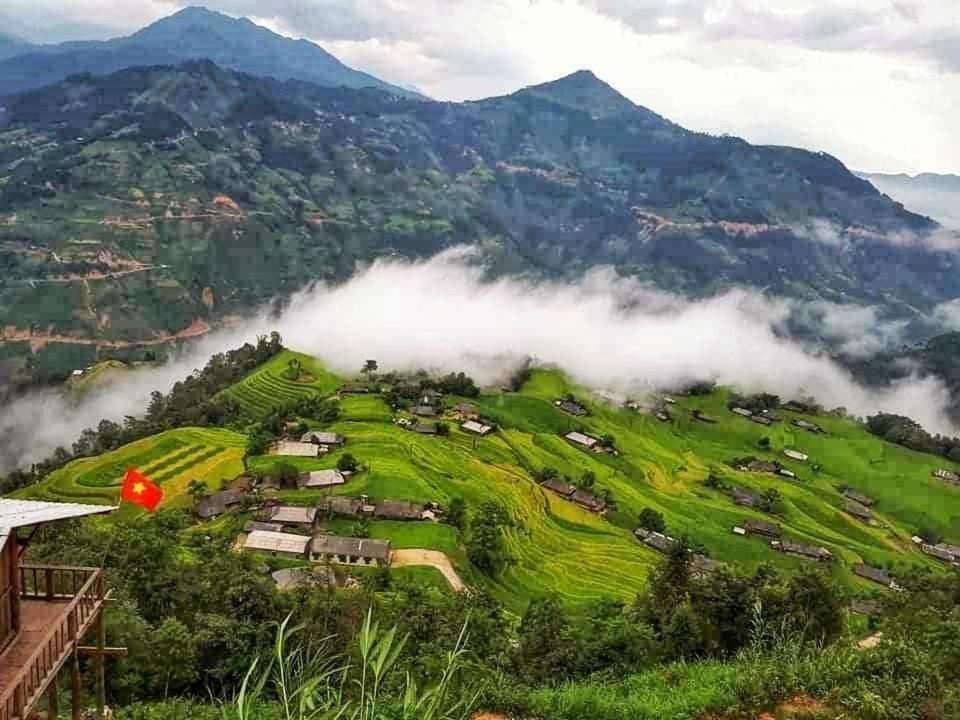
[0,7,415,98]
[0,61,955,386]
[859,171,960,229]
[20,355,960,612]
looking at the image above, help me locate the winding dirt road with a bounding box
[390,549,465,592]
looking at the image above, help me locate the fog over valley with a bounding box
[0,249,955,473]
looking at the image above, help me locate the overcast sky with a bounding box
[2,0,957,175]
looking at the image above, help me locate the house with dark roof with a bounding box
[319,496,369,518]
[412,405,437,417]
[922,543,957,563]
[310,534,391,567]
[691,409,718,423]
[842,489,875,506]
[301,431,344,447]
[772,541,833,562]
[844,500,873,522]
[743,519,782,538]
[541,477,576,498]
[732,487,760,508]
[298,469,346,489]
[244,520,284,533]
[339,384,370,394]
[454,403,480,420]
[634,528,677,553]
[564,431,599,451]
[750,415,773,426]
[265,505,318,529]
[196,489,245,520]
[853,563,896,589]
[413,423,439,435]
[374,500,423,521]
[555,399,588,416]
[570,488,608,514]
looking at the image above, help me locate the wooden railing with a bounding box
[0,566,105,720]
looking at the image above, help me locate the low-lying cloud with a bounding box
[0,248,956,474]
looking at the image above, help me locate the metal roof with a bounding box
[300,469,345,488]
[244,530,310,555]
[0,499,115,530]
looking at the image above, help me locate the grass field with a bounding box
[26,353,960,613]
[21,428,246,516]
[220,350,341,415]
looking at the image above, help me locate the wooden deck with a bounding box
[0,601,70,696]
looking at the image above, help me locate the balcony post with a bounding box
[95,573,106,720]
[69,608,81,720]
[48,672,60,719]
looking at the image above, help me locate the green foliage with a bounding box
[636,508,666,534]
[337,453,359,473]
[466,502,509,575]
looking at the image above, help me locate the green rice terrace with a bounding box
[20,351,960,613]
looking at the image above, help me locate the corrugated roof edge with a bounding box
[0,499,117,530]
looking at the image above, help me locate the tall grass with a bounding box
[227,610,477,720]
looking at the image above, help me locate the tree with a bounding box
[284,356,302,381]
[515,595,577,684]
[150,617,198,697]
[579,469,596,489]
[245,430,272,458]
[187,479,208,506]
[336,453,359,472]
[271,462,300,490]
[758,436,771,449]
[637,507,666,534]
[467,502,508,575]
[363,359,379,381]
[651,536,693,613]
[446,497,467,532]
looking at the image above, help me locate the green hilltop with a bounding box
[19,348,960,613]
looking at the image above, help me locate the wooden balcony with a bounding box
[0,566,106,720]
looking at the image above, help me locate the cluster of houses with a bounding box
[395,399,497,437]
[539,476,608,514]
[633,528,724,576]
[243,528,392,567]
[731,517,832,562]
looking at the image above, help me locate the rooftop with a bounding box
[268,506,318,525]
[311,533,391,561]
[299,469,346,488]
[244,530,310,555]
[0,499,115,529]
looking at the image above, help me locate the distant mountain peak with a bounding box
[516,69,669,124]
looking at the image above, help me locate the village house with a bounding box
[298,469,346,489]
[196,488,245,520]
[413,423,439,435]
[310,534,392,567]
[570,488,608,514]
[731,407,753,418]
[655,410,672,423]
[921,543,957,563]
[461,420,494,436]
[750,415,773,426]
[844,500,873,522]
[743,519,782,538]
[339,383,370,394]
[772,540,833,562]
[842,489,875,506]
[853,563,897,589]
[634,528,677,553]
[691,409,718,423]
[244,520,284,533]
[744,459,780,474]
[933,468,960,484]
[792,418,824,433]
[412,405,437,418]
[243,530,311,559]
[374,500,423,521]
[319,496,371,518]
[264,505,318,530]
[732,487,760,508]
[564,431,599,451]
[274,440,321,458]
[454,403,480,420]
[783,449,809,462]
[300,431,344,448]
[541,477,576,498]
[555,399,588,416]
[777,467,797,479]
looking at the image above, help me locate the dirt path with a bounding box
[391,549,465,592]
[1,317,214,351]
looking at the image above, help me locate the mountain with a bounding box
[0,31,31,61]
[0,62,954,389]
[859,171,960,230]
[0,6,416,98]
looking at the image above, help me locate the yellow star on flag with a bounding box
[132,481,145,494]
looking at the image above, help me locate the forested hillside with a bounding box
[0,60,955,391]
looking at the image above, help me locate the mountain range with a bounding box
[0,6,416,98]
[0,8,957,392]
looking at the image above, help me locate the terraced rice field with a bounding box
[221,350,341,415]
[22,428,246,511]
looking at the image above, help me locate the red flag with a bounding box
[121,468,164,512]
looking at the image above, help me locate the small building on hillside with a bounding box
[570,488,608,514]
[922,543,957,563]
[744,459,780,474]
[842,489,875,506]
[196,489,245,520]
[319,496,371,518]
[655,410,672,423]
[844,500,873,522]
[772,540,833,562]
[374,500,423,521]
[310,534,391,567]
[634,528,677,553]
[413,423,439,435]
[244,530,310,559]
[777,467,797,479]
[750,415,773,426]
[744,519,782,538]
[455,403,480,420]
[274,440,321,458]
[853,563,897,589]
[461,420,494,436]
[691,409,718,423]
[933,468,960,484]
[556,399,588,416]
[564,431,599,450]
[244,521,283,533]
[541,477,576,498]
[792,419,824,433]
[731,407,753,418]
[732,487,760,508]
[412,405,437,418]
[300,431,344,447]
[339,384,370,394]
[783,449,808,462]
[299,469,346,489]
[265,505,318,529]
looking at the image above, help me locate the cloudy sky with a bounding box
[2,0,957,175]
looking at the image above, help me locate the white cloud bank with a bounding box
[0,249,954,473]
